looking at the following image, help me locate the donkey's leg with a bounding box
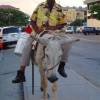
[51,82,57,100]
[43,73,48,100]
[36,44,48,99]
[39,64,48,100]
[39,63,46,91]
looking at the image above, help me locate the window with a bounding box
[67,27,72,30]
[3,27,19,34]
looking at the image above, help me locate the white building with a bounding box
[84,0,100,27]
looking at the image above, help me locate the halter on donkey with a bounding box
[33,30,80,100]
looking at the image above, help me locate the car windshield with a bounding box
[3,27,19,34]
[67,27,71,30]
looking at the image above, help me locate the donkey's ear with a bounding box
[59,37,80,45]
[59,38,72,45]
[33,36,49,46]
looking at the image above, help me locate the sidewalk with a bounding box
[23,65,100,100]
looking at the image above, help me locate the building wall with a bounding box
[85,0,100,27]
[66,8,76,23]
[63,10,68,23]
[84,0,100,4]
[63,7,86,24]
[87,19,100,27]
[76,10,85,20]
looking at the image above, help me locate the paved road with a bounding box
[67,34,100,88]
[0,34,100,100]
[68,34,100,43]
[0,48,24,100]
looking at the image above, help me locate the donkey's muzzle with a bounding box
[47,73,58,83]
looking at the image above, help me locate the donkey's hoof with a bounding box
[40,87,43,92]
[47,93,50,98]
[42,93,50,100]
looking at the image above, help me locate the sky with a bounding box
[0,0,86,15]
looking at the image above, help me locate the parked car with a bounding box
[76,26,84,33]
[95,27,100,35]
[65,26,74,34]
[0,26,20,47]
[82,27,100,35]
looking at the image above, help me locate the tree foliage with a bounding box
[89,4,100,20]
[0,8,30,27]
[70,19,84,26]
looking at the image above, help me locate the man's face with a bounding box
[47,0,55,7]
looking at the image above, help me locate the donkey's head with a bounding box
[45,40,62,68]
[37,36,63,68]
[35,35,68,83]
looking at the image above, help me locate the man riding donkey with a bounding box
[12,0,75,83]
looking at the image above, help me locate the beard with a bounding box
[47,0,55,11]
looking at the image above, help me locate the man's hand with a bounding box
[36,28,44,34]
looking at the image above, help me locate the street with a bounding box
[0,34,100,100]
[69,38,100,88]
[0,48,24,100]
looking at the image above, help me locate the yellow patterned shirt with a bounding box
[30,2,65,31]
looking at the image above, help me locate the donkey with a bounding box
[33,31,79,100]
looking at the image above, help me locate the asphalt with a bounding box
[1,34,100,100]
[68,34,100,43]
[0,48,24,100]
[23,65,100,100]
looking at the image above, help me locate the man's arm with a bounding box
[30,20,39,33]
[30,6,43,33]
